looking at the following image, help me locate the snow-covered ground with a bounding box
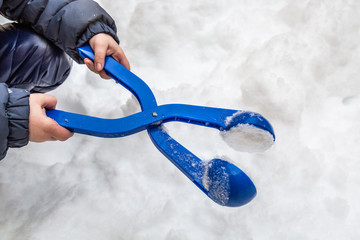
[1,0,360,239]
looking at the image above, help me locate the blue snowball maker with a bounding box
[46,45,275,207]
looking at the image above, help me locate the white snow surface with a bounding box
[1,0,360,239]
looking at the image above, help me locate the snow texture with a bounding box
[202,163,230,205]
[202,160,230,206]
[1,0,360,239]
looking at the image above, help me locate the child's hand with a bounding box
[84,33,130,79]
[29,94,74,142]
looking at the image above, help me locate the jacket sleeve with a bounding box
[0,83,30,160]
[0,0,119,63]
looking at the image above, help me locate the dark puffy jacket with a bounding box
[0,0,119,160]
[0,0,119,63]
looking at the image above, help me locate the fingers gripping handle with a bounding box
[79,45,157,110]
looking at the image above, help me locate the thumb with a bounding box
[41,94,58,110]
[93,42,107,72]
[47,119,74,141]
[39,94,73,141]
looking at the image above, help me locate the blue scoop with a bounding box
[46,45,275,207]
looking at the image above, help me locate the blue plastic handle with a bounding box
[45,44,276,207]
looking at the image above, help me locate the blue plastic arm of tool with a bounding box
[46,105,274,139]
[46,44,275,207]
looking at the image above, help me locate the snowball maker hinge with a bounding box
[46,45,275,207]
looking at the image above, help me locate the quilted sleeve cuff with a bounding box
[6,88,30,148]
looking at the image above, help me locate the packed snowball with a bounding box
[220,124,274,153]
